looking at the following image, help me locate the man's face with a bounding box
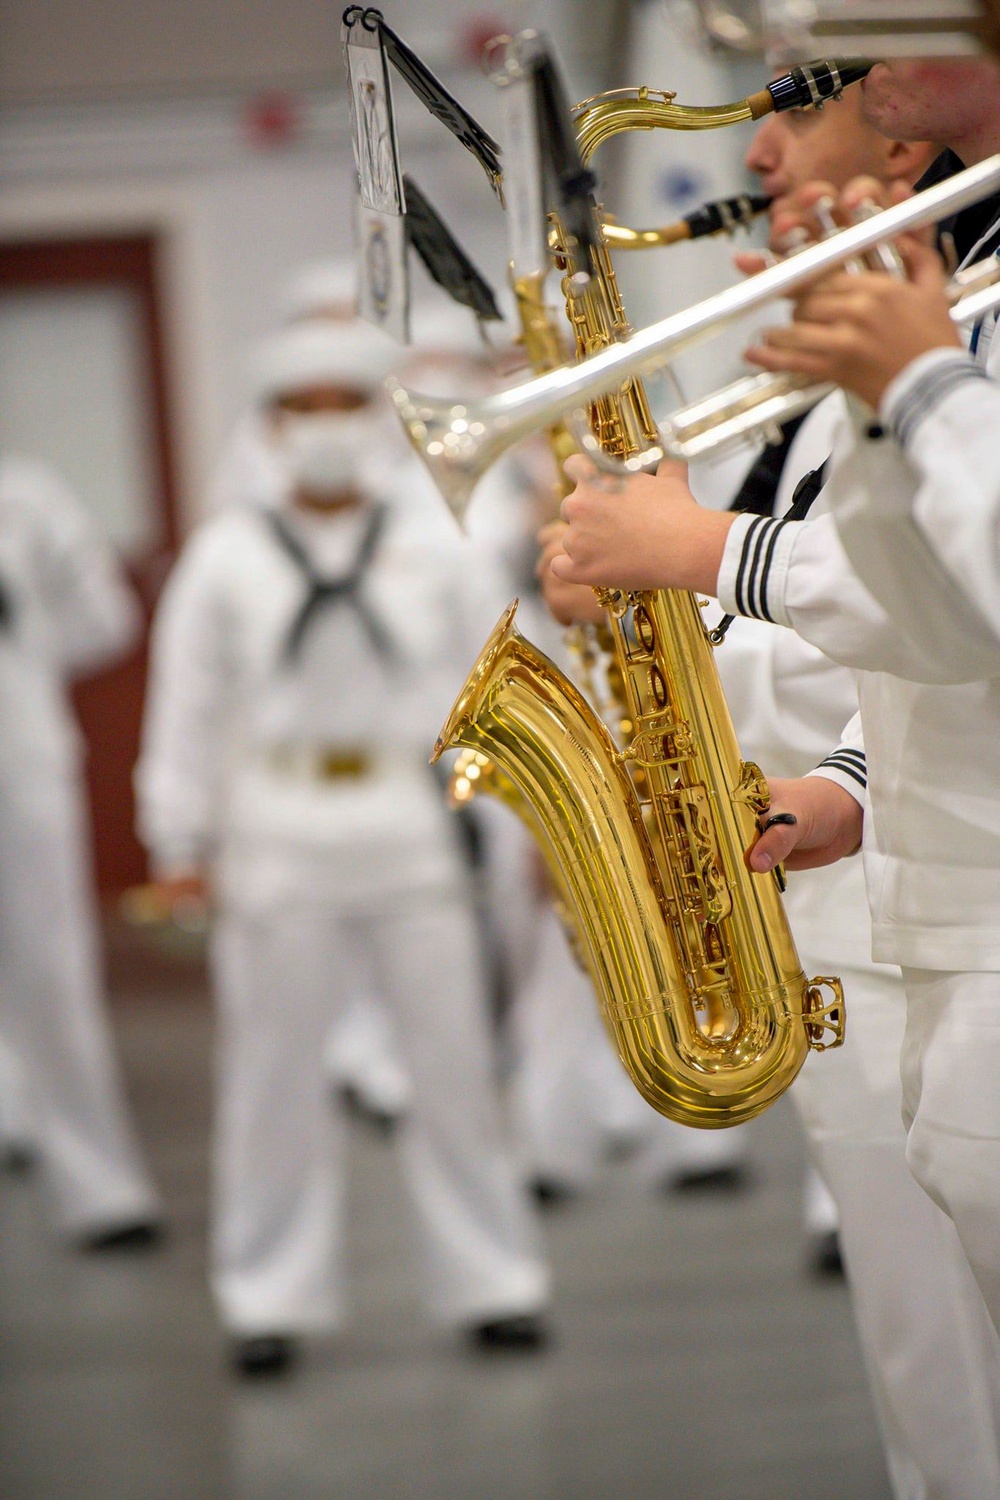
[860,57,1000,146]
[745,91,896,201]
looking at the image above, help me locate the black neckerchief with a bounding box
[263,504,395,665]
[922,149,1000,264]
[727,414,807,518]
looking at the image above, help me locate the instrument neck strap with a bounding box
[710,429,827,644]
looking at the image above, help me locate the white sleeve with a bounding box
[717,505,997,685]
[134,530,235,873]
[715,614,861,783]
[819,349,1000,677]
[805,711,867,809]
[30,467,141,676]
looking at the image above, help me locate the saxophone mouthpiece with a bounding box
[765,58,873,115]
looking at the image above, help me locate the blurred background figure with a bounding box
[135,313,550,1378]
[206,258,359,516]
[0,452,162,1247]
[206,253,415,1133]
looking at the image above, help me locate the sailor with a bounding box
[741,55,1000,667]
[0,452,162,1247]
[207,259,414,1131]
[136,317,550,1377]
[538,75,1000,1497]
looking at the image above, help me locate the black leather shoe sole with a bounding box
[667,1165,751,1196]
[232,1334,298,1378]
[810,1229,845,1278]
[467,1314,550,1353]
[79,1222,164,1253]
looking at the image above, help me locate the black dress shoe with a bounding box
[467,1314,550,1353]
[1,1143,37,1176]
[338,1085,402,1138]
[231,1334,298,1378]
[529,1176,579,1209]
[667,1164,751,1195]
[79,1221,164,1253]
[811,1229,845,1278]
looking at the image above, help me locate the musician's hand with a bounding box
[747,776,863,875]
[536,521,606,626]
[745,236,958,409]
[548,454,735,595]
[735,179,841,275]
[122,870,211,924]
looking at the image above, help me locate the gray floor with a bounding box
[0,932,892,1500]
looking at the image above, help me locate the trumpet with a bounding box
[662,230,1000,463]
[388,153,1000,520]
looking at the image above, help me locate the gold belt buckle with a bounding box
[318,749,370,780]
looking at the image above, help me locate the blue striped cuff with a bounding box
[883,352,989,450]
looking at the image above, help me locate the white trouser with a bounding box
[324,991,413,1118]
[0,1036,36,1152]
[900,967,1000,1337]
[803,1164,839,1237]
[210,887,549,1334]
[511,907,749,1187]
[793,961,1000,1500]
[0,776,160,1235]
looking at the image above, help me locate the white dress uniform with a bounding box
[0,453,161,1236]
[136,471,549,1336]
[718,323,1000,1335]
[814,204,1000,669]
[715,403,1000,1500]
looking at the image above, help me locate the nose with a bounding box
[745,115,781,178]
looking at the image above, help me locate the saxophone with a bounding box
[430,58,847,1130]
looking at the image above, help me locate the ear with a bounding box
[884,138,938,187]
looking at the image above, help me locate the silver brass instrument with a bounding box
[662,244,1000,462]
[389,153,1000,520]
[691,0,992,59]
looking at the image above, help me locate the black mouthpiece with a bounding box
[684,193,772,240]
[768,58,873,113]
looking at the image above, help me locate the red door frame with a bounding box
[0,234,182,896]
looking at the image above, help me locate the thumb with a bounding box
[563,453,598,486]
[746,812,801,874]
[897,234,947,290]
[548,549,577,581]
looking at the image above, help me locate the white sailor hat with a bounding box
[252,320,396,404]
[280,259,358,324]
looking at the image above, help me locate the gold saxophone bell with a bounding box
[434,601,844,1127]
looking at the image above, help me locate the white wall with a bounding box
[0,1,611,529]
[612,0,770,405]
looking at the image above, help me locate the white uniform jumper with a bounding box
[0,454,160,1236]
[713,180,1000,1336]
[716,404,1000,1500]
[819,206,1000,666]
[137,484,549,1335]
